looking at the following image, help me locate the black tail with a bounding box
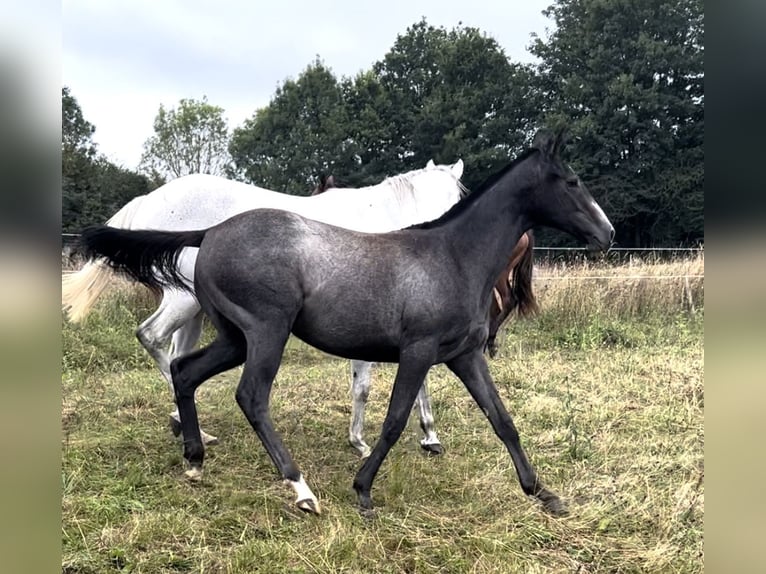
[78,226,208,292]
[510,230,539,318]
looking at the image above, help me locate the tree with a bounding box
[230,22,544,192]
[62,87,153,231]
[62,86,96,158]
[63,157,153,232]
[371,20,543,188]
[229,60,352,192]
[531,0,704,246]
[141,96,231,180]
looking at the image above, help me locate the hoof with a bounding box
[184,467,203,482]
[357,492,373,512]
[201,431,219,446]
[538,492,569,517]
[420,442,444,456]
[350,441,372,459]
[296,498,321,515]
[359,506,377,520]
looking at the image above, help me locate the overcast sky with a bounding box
[63,0,553,171]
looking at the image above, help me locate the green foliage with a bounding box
[372,20,542,189]
[531,0,704,246]
[62,287,157,372]
[141,96,231,180]
[63,155,155,232]
[64,5,705,247]
[230,22,543,192]
[61,87,155,231]
[229,60,351,192]
[62,86,96,157]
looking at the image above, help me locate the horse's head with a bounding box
[529,129,614,251]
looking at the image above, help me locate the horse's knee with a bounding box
[170,357,198,400]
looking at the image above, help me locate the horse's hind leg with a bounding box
[171,330,246,481]
[445,350,566,516]
[170,310,204,359]
[414,377,443,455]
[136,291,218,445]
[235,323,321,514]
[167,311,219,445]
[349,361,443,457]
[349,360,374,458]
[136,290,196,381]
[353,344,435,513]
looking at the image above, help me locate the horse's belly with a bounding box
[290,302,401,363]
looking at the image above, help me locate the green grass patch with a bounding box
[62,259,704,573]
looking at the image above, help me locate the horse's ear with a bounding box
[426,159,435,168]
[451,159,464,179]
[552,127,568,157]
[532,129,556,157]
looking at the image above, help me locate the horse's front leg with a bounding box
[446,350,567,516]
[414,377,444,455]
[170,336,245,481]
[353,343,436,513]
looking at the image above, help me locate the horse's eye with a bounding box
[566,178,579,188]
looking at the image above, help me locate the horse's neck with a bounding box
[384,174,462,224]
[313,175,457,230]
[445,175,533,298]
[356,177,420,212]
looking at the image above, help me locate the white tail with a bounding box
[61,194,148,322]
[62,260,114,322]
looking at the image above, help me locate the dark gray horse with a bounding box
[79,130,614,517]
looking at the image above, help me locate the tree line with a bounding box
[62,0,703,247]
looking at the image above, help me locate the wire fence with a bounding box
[61,233,704,277]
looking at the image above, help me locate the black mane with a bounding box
[408,147,539,230]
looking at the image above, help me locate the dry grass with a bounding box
[61,257,704,573]
[534,251,704,318]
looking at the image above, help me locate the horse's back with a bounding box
[127,175,304,231]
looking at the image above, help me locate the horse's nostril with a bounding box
[610,227,615,242]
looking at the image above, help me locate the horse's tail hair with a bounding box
[62,259,116,322]
[510,230,539,318]
[62,195,151,322]
[78,226,208,293]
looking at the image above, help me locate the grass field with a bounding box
[62,255,704,573]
